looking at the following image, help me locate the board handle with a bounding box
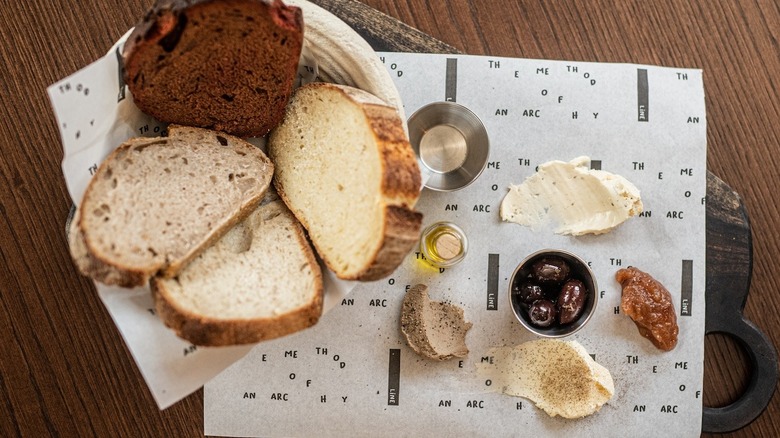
[703,173,778,433]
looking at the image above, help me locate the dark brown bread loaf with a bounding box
[123,0,303,137]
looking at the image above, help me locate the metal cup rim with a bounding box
[407,101,490,192]
[508,248,599,338]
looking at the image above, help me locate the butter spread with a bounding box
[500,156,643,235]
[476,339,614,419]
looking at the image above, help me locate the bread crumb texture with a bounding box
[476,339,614,419]
[151,192,323,346]
[76,125,272,285]
[269,83,422,281]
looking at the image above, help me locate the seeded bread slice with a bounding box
[70,125,273,287]
[268,83,423,281]
[151,191,323,346]
[123,0,303,137]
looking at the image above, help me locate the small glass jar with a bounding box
[420,221,468,268]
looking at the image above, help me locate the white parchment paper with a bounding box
[204,53,707,437]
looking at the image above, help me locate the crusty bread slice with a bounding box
[151,191,323,346]
[69,207,147,287]
[268,83,423,281]
[70,125,273,287]
[123,0,303,137]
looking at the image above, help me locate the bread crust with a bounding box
[327,84,422,281]
[356,205,422,281]
[150,199,324,346]
[271,83,422,281]
[73,125,272,287]
[122,0,303,137]
[68,208,148,288]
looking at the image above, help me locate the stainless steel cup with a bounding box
[407,101,489,191]
[508,249,598,338]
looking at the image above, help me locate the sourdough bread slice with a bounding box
[268,83,422,281]
[70,125,273,287]
[123,0,303,137]
[151,191,323,346]
[69,207,147,287]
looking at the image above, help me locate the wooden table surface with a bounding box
[1,0,778,436]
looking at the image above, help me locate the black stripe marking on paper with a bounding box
[387,349,400,406]
[487,254,500,311]
[445,58,458,102]
[638,68,649,122]
[681,260,693,316]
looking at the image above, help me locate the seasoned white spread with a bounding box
[476,340,614,419]
[500,156,643,235]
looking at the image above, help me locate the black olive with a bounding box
[513,281,545,304]
[557,279,587,324]
[528,299,557,327]
[531,256,571,284]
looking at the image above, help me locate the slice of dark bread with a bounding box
[69,125,273,287]
[123,0,303,137]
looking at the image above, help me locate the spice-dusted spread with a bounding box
[616,266,679,351]
[499,156,643,235]
[476,340,614,419]
[400,284,472,361]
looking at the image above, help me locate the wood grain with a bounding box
[0,0,777,437]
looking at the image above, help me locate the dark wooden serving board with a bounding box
[308,0,778,433]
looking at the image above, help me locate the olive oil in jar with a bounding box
[420,222,468,268]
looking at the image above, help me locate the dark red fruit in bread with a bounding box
[123,0,303,137]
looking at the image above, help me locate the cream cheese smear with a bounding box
[500,156,643,236]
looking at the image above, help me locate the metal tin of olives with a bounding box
[508,249,598,338]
